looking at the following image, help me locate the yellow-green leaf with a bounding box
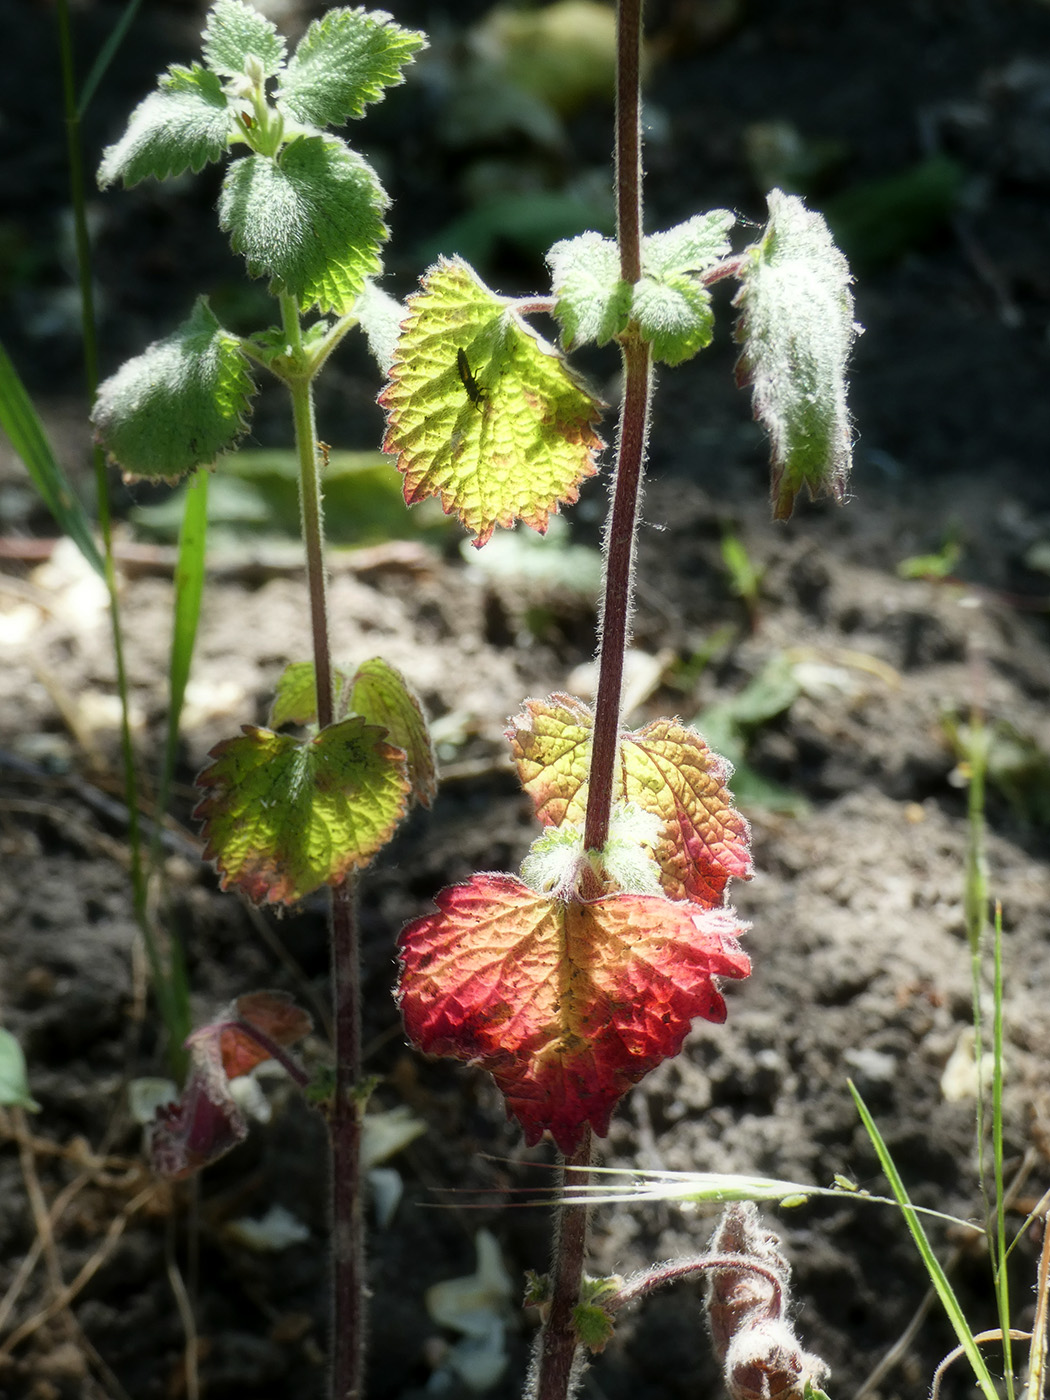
[380,256,604,546]
[349,658,437,807]
[194,718,410,905]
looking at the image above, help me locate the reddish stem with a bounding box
[331,882,365,1400]
[534,1130,593,1399]
[610,1254,785,1317]
[535,5,649,1400]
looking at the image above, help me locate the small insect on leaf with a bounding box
[456,346,486,408]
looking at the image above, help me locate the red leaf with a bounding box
[398,874,749,1152]
[150,991,312,1179]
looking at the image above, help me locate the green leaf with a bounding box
[632,210,734,366]
[269,660,352,729]
[734,189,858,520]
[0,1028,40,1112]
[194,718,411,905]
[380,256,604,546]
[0,339,104,577]
[631,275,714,367]
[349,658,437,807]
[97,64,234,188]
[641,210,735,279]
[277,8,426,128]
[201,0,285,78]
[546,231,630,349]
[219,135,387,315]
[92,297,256,482]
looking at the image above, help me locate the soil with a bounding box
[3,2,1050,1399]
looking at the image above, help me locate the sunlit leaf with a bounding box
[546,231,630,350]
[398,874,750,1152]
[734,189,858,520]
[508,696,751,905]
[91,297,255,481]
[219,135,387,315]
[97,63,234,188]
[277,8,426,128]
[268,660,352,729]
[349,658,437,808]
[202,0,285,78]
[194,717,410,905]
[380,256,604,546]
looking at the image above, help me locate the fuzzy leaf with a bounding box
[349,658,437,808]
[734,189,858,520]
[398,874,750,1152]
[194,718,410,905]
[642,211,735,279]
[97,64,234,188]
[91,297,255,482]
[268,661,352,729]
[380,257,604,546]
[277,8,426,128]
[546,231,630,350]
[631,211,735,366]
[219,135,387,315]
[202,0,285,78]
[508,696,751,906]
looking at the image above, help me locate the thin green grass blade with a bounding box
[850,1080,1001,1400]
[0,341,104,577]
[993,900,1015,1397]
[78,0,144,117]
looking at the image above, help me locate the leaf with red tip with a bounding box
[507,696,751,906]
[398,874,750,1152]
[194,718,410,905]
[379,256,604,546]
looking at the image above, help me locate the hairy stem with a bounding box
[535,6,649,1400]
[331,882,365,1400]
[284,316,365,1399]
[534,1130,593,1400]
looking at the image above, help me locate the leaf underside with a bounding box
[398,873,750,1152]
[194,718,410,905]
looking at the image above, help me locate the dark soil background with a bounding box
[2,2,1050,1399]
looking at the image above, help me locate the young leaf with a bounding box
[194,718,410,905]
[0,1028,40,1112]
[546,231,631,350]
[734,189,858,520]
[508,696,751,906]
[219,135,387,315]
[380,257,604,546]
[201,0,285,78]
[268,660,352,729]
[349,658,437,808]
[632,211,735,366]
[398,874,750,1152]
[277,8,426,129]
[91,297,255,481]
[97,64,235,188]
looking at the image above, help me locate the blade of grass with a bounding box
[993,899,1015,1398]
[850,1079,1001,1400]
[77,0,144,118]
[0,341,104,577]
